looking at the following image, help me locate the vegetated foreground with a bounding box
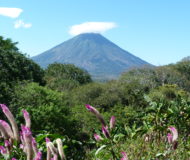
[0,103,189,160]
[1,36,190,159]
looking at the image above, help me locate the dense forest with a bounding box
[0,36,190,159]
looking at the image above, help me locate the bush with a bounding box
[0,36,45,104]
[10,82,78,137]
[45,63,92,91]
[120,66,190,92]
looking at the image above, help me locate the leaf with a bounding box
[113,133,125,142]
[71,140,82,145]
[95,145,107,156]
[156,153,165,157]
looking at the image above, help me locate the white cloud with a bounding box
[69,22,117,36]
[0,7,23,18]
[14,20,32,29]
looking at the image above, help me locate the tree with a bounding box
[0,36,45,104]
[171,60,190,81]
[45,63,92,91]
[10,82,79,136]
[120,66,190,91]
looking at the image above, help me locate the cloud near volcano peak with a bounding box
[69,22,117,36]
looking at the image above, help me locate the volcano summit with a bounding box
[32,33,151,80]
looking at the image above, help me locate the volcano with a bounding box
[32,33,151,80]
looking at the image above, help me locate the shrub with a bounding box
[0,36,45,104]
[10,82,78,137]
[44,63,92,91]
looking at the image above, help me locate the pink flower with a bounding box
[34,151,42,160]
[168,127,178,142]
[32,137,38,155]
[167,133,173,144]
[121,152,128,160]
[51,154,58,160]
[85,104,106,126]
[21,125,33,159]
[20,144,24,149]
[22,110,31,128]
[21,125,32,137]
[0,121,9,139]
[4,140,11,147]
[0,104,19,141]
[0,120,14,139]
[94,133,103,141]
[12,158,17,160]
[0,146,7,154]
[168,126,178,149]
[109,116,116,129]
[102,126,110,138]
[46,138,51,143]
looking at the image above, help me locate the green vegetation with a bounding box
[44,63,92,91]
[0,36,44,105]
[1,36,190,159]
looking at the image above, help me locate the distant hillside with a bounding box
[32,33,152,80]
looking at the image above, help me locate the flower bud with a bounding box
[94,134,103,141]
[22,110,31,128]
[85,104,106,126]
[102,126,110,138]
[121,151,128,160]
[109,116,116,129]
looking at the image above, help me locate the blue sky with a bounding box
[0,0,190,65]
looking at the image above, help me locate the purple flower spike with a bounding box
[0,146,7,154]
[34,151,42,160]
[167,133,173,144]
[110,116,116,129]
[168,126,178,142]
[21,126,33,159]
[85,104,93,111]
[4,140,11,147]
[102,126,110,138]
[0,104,9,113]
[21,126,32,137]
[0,120,14,138]
[51,154,58,160]
[85,104,106,126]
[32,137,38,155]
[22,109,31,128]
[0,104,20,141]
[0,121,9,139]
[19,144,24,149]
[121,152,128,160]
[94,133,103,141]
[46,137,51,143]
[168,126,178,150]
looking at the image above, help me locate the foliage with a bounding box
[0,36,45,104]
[144,85,190,135]
[170,59,190,88]
[10,82,78,137]
[120,66,190,91]
[71,80,147,110]
[84,104,190,160]
[44,63,92,91]
[1,36,190,159]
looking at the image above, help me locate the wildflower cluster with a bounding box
[85,104,128,160]
[85,104,179,160]
[0,104,66,160]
